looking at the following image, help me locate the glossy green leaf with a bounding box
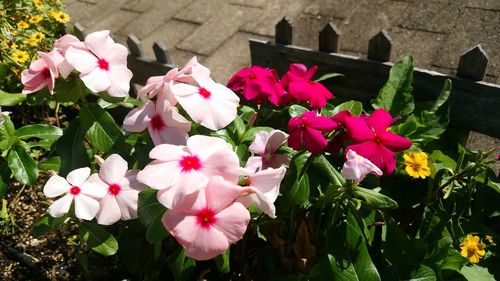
[0,91,27,106]
[407,265,436,281]
[314,72,343,82]
[79,221,118,256]
[440,249,467,272]
[31,214,67,237]
[7,144,38,185]
[38,156,61,172]
[215,248,230,273]
[332,101,363,116]
[460,265,495,281]
[289,104,308,118]
[54,78,85,103]
[138,189,168,245]
[16,124,62,141]
[241,126,273,143]
[55,119,89,177]
[167,247,196,281]
[372,56,414,117]
[0,162,10,198]
[231,115,246,141]
[354,186,398,209]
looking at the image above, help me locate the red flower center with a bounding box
[97,58,109,71]
[69,186,81,195]
[196,207,216,228]
[179,155,202,172]
[108,183,121,195]
[42,67,51,78]
[198,88,211,99]
[150,114,166,131]
[248,73,256,79]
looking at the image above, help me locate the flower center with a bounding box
[198,87,211,99]
[42,67,51,78]
[196,207,216,228]
[97,58,109,71]
[108,183,121,196]
[69,186,81,195]
[248,73,256,79]
[150,114,166,131]
[179,155,202,172]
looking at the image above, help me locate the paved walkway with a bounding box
[66,0,499,84]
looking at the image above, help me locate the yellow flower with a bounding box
[32,32,45,42]
[33,0,44,10]
[24,37,39,47]
[12,51,30,63]
[403,152,431,179]
[485,235,494,244]
[52,11,71,23]
[17,21,30,29]
[11,43,18,49]
[460,234,486,263]
[29,15,43,24]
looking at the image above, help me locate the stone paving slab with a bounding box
[121,0,155,13]
[141,20,199,59]
[399,1,461,34]
[174,0,226,24]
[304,0,364,19]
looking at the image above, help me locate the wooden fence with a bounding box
[249,18,500,140]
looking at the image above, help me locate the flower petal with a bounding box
[96,195,121,225]
[123,100,155,132]
[212,202,250,243]
[74,194,100,220]
[44,175,71,197]
[66,167,91,187]
[48,194,73,217]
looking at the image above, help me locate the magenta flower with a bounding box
[43,167,106,220]
[281,63,334,108]
[326,110,351,153]
[162,176,250,260]
[227,66,285,106]
[137,135,240,208]
[341,149,383,184]
[246,129,290,171]
[21,50,64,94]
[89,154,145,225]
[287,111,337,154]
[344,109,413,175]
[122,98,191,146]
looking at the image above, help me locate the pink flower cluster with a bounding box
[21,31,132,97]
[227,63,333,108]
[287,109,412,175]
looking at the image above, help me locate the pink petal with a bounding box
[107,44,128,67]
[307,115,337,132]
[58,60,74,79]
[366,109,392,133]
[74,194,100,220]
[162,211,200,246]
[65,46,98,75]
[185,226,229,261]
[116,190,139,220]
[80,68,111,93]
[205,176,242,213]
[80,181,107,199]
[344,116,374,142]
[380,131,413,152]
[84,30,114,59]
[66,167,91,187]
[304,127,328,154]
[123,100,155,132]
[287,128,304,151]
[201,148,241,184]
[148,143,187,162]
[48,194,73,217]
[149,126,189,146]
[213,202,250,243]
[248,131,270,155]
[44,175,71,197]
[137,160,181,190]
[99,154,128,184]
[96,195,121,225]
[106,66,132,97]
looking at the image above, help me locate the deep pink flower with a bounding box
[227,66,284,106]
[162,176,250,260]
[326,110,351,153]
[21,50,64,94]
[287,111,337,154]
[281,63,333,108]
[344,109,413,175]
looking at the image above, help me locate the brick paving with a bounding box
[65,0,499,153]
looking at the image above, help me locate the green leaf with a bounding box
[282,152,312,205]
[460,265,495,281]
[430,150,457,171]
[31,214,67,237]
[289,104,308,117]
[54,78,85,103]
[38,156,61,172]
[332,101,363,116]
[167,248,196,281]
[0,90,27,106]
[393,114,418,136]
[372,56,414,117]
[289,174,310,205]
[0,63,9,78]
[440,249,467,272]
[314,72,343,82]
[231,115,246,141]
[0,162,11,198]
[407,265,436,281]
[79,221,118,256]
[215,248,230,273]
[79,103,127,154]
[138,189,168,245]
[354,186,398,209]
[55,119,90,176]
[7,144,38,185]
[16,124,62,141]
[241,126,273,143]
[430,79,452,112]
[312,155,346,186]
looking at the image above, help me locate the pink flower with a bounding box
[227,66,285,106]
[43,167,106,220]
[326,110,351,153]
[53,34,86,78]
[162,176,250,260]
[122,98,191,146]
[246,129,290,171]
[238,166,286,218]
[281,63,334,108]
[89,154,144,225]
[65,30,132,97]
[21,50,64,94]
[287,111,337,154]
[341,149,383,184]
[344,109,413,175]
[137,135,240,208]
[169,72,239,131]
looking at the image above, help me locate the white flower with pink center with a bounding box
[168,69,239,131]
[64,30,132,97]
[246,129,290,172]
[238,166,287,218]
[162,176,250,260]
[21,50,64,94]
[122,98,191,146]
[137,135,240,208]
[43,167,106,220]
[341,149,383,184]
[89,154,145,225]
